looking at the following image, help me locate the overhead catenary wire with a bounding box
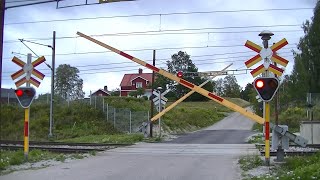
[5,7,313,25]
[3,44,298,61]
[3,25,303,44]
[3,48,296,73]
[8,44,297,58]
[6,0,53,3]
[2,53,294,76]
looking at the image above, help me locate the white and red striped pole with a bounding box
[77,32,265,125]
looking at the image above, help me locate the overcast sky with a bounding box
[2,0,317,97]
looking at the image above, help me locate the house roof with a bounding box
[1,88,16,98]
[91,89,110,96]
[120,73,153,87]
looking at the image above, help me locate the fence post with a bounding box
[107,103,109,121]
[130,110,132,133]
[102,98,105,112]
[90,91,92,105]
[94,96,97,109]
[7,93,9,105]
[113,108,116,128]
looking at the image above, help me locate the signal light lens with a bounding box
[15,89,24,97]
[256,80,264,89]
[253,77,279,102]
[177,71,183,78]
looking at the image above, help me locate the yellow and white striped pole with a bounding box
[264,102,270,165]
[24,107,30,160]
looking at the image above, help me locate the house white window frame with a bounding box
[136,82,143,88]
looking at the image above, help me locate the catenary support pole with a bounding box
[0,0,5,103]
[49,31,56,137]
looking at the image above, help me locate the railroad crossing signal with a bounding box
[177,71,183,78]
[253,77,279,102]
[244,38,289,77]
[15,87,36,108]
[11,56,46,87]
[152,89,169,106]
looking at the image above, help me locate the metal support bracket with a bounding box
[271,123,308,147]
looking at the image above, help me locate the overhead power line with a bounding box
[3,44,297,61]
[5,7,313,25]
[1,51,294,80]
[6,0,51,3]
[3,24,303,43]
[2,52,294,75]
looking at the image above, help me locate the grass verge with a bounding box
[240,152,320,180]
[162,98,249,132]
[239,155,263,171]
[0,149,86,173]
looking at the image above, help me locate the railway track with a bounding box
[256,143,320,156]
[260,150,319,156]
[255,143,320,149]
[0,140,132,153]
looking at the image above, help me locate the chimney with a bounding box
[104,86,108,91]
[138,68,143,74]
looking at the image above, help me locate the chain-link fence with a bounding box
[104,104,149,133]
[2,95,149,134]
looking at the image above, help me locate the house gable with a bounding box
[91,89,110,96]
[130,76,149,84]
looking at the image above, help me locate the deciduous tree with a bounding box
[55,64,85,100]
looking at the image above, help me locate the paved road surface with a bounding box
[169,107,256,144]
[1,109,259,180]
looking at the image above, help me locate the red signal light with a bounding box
[256,80,264,89]
[177,71,183,78]
[15,89,24,97]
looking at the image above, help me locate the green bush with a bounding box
[279,107,307,132]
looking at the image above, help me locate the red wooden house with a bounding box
[120,69,153,98]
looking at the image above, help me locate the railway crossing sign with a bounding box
[11,56,46,87]
[244,38,289,77]
[152,89,169,106]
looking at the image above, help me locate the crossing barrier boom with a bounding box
[77,31,265,125]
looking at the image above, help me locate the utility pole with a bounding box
[150,50,156,137]
[274,62,279,125]
[0,0,5,101]
[49,31,56,138]
[272,43,279,125]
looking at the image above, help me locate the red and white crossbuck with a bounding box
[244,38,289,77]
[11,56,46,87]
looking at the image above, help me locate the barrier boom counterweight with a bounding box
[77,32,264,125]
